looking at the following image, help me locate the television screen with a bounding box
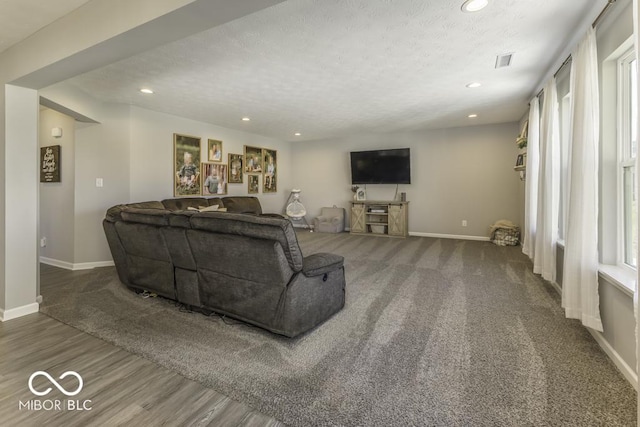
[350,148,411,184]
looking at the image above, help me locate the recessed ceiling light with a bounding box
[140,88,154,94]
[461,0,488,13]
[294,132,301,136]
[242,117,250,121]
[466,82,482,88]
[468,114,478,118]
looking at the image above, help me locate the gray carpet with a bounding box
[40,232,637,426]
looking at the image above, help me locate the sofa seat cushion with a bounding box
[303,253,344,277]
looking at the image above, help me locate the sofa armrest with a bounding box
[302,253,344,277]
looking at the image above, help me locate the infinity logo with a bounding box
[28,371,83,397]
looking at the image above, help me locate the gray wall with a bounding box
[129,106,292,215]
[36,85,293,265]
[39,108,76,263]
[74,104,132,264]
[291,122,521,238]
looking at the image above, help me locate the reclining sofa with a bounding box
[103,197,346,337]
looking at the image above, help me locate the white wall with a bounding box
[130,106,292,215]
[39,109,76,263]
[292,122,521,238]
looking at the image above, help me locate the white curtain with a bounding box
[522,97,540,258]
[533,79,560,283]
[632,0,639,412]
[561,28,603,332]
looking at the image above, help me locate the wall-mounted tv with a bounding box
[350,148,411,184]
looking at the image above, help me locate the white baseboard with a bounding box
[40,257,114,271]
[0,302,39,322]
[409,232,490,241]
[545,278,636,389]
[588,329,638,391]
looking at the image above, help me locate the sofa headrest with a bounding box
[221,197,262,215]
[161,198,212,211]
[121,208,172,226]
[189,212,303,271]
[105,201,165,222]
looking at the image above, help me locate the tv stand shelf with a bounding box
[350,200,409,238]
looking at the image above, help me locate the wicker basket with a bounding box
[492,228,520,246]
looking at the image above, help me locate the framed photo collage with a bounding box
[173,133,277,197]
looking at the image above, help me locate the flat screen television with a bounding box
[350,148,411,184]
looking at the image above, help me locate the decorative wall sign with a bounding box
[40,145,61,183]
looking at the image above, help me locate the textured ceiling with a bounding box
[62,0,602,141]
[0,0,92,54]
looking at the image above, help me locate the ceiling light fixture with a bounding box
[140,88,154,94]
[461,0,488,13]
[468,114,478,118]
[466,82,482,88]
[294,132,301,136]
[242,117,250,121]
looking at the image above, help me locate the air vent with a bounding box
[495,53,514,69]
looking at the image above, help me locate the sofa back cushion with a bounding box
[121,208,171,226]
[105,201,165,222]
[187,230,293,284]
[222,197,262,214]
[189,212,303,271]
[161,197,224,211]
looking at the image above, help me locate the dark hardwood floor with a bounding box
[0,266,285,427]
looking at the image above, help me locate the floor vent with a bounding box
[495,53,513,69]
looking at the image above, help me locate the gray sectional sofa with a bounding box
[103,197,346,337]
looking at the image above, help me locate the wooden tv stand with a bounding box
[350,200,409,238]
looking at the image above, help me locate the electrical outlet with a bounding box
[96,178,104,188]
[40,237,47,247]
[462,220,467,227]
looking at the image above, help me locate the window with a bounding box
[618,48,637,268]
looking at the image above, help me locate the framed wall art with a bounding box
[262,148,277,193]
[228,153,243,184]
[40,145,61,183]
[208,139,223,162]
[248,174,260,194]
[202,162,228,195]
[174,133,201,197]
[244,145,263,173]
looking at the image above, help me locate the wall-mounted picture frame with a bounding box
[356,187,366,201]
[208,139,223,162]
[262,148,277,193]
[228,153,243,184]
[174,133,201,197]
[248,174,260,194]
[40,145,61,183]
[244,145,263,173]
[202,162,228,195]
